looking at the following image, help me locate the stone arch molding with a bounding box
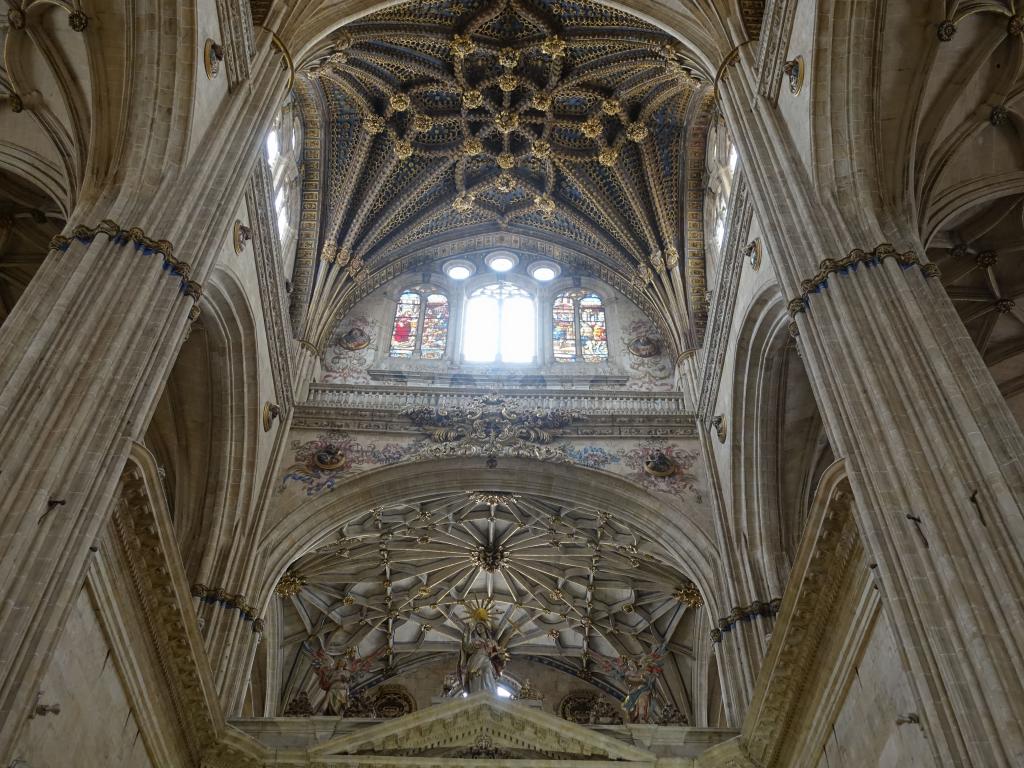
[259,456,724,619]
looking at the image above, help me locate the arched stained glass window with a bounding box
[389,287,449,359]
[553,291,608,362]
[463,283,535,363]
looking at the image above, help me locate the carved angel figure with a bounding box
[304,641,379,716]
[459,621,504,694]
[595,645,665,723]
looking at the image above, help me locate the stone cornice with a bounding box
[697,175,753,422]
[294,386,696,437]
[754,0,798,103]
[740,461,860,767]
[249,160,296,409]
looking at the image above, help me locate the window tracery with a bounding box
[389,288,449,359]
[463,283,535,364]
[265,98,303,251]
[553,291,608,363]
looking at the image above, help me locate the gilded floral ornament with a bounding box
[626,122,649,142]
[275,572,308,598]
[498,47,520,68]
[937,19,956,40]
[451,34,476,58]
[531,92,552,111]
[389,92,411,112]
[499,73,519,92]
[598,147,619,167]
[532,139,551,158]
[497,152,516,170]
[534,195,556,218]
[601,98,621,116]
[673,581,703,608]
[394,139,413,160]
[320,242,337,263]
[990,105,1009,126]
[67,10,88,31]
[463,136,484,155]
[413,113,434,132]
[495,110,519,134]
[462,89,484,109]
[495,174,516,193]
[328,50,348,68]
[363,114,386,134]
[453,192,476,213]
[582,117,603,139]
[541,35,567,58]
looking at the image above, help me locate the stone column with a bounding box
[0,39,290,763]
[719,56,1024,767]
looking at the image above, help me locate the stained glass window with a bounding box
[421,294,449,359]
[464,283,535,363]
[552,291,608,363]
[552,294,576,361]
[389,288,449,359]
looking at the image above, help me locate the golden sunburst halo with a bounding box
[464,596,500,627]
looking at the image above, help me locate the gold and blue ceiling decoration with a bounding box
[292,0,713,355]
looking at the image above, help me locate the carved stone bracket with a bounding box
[786,243,939,318]
[50,219,204,320]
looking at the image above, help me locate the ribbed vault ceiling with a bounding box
[277,491,702,711]
[293,0,714,350]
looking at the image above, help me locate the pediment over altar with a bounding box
[310,694,655,763]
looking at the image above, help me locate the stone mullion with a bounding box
[719,55,1024,766]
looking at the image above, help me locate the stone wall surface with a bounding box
[13,587,156,768]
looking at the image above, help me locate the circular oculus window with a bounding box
[485,250,519,272]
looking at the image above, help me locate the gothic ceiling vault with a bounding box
[290,0,715,352]
[275,491,703,716]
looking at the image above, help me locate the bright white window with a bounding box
[463,283,535,363]
[496,685,513,698]
[267,130,280,165]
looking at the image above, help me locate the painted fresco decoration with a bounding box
[563,440,700,496]
[282,433,413,495]
[622,318,671,391]
[324,314,380,385]
[593,644,667,723]
[339,326,371,351]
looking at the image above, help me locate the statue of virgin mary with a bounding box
[459,620,503,694]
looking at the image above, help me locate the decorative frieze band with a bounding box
[191,584,265,633]
[787,243,939,319]
[51,219,204,320]
[710,598,782,643]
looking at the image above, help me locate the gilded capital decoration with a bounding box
[191,584,264,633]
[787,243,939,318]
[709,598,782,642]
[49,220,203,320]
